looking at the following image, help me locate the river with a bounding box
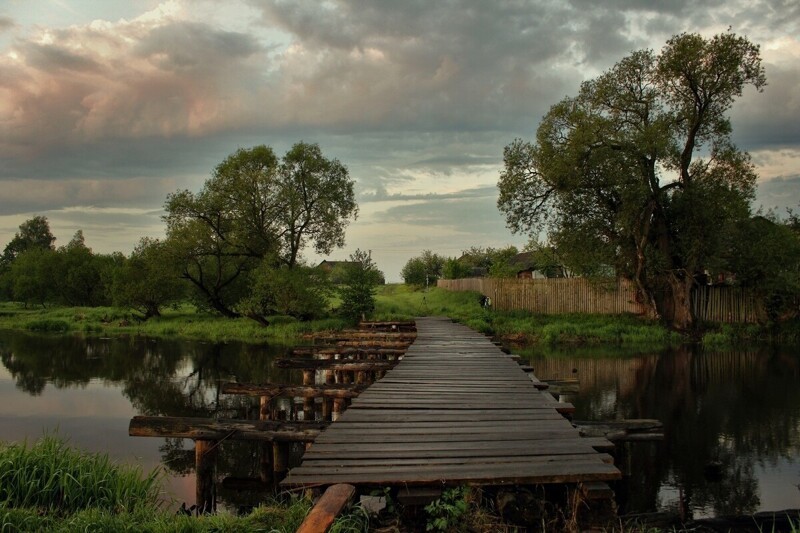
[1,329,798,518]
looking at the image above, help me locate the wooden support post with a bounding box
[259,395,272,482]
[322,397,331,421]
[273,442,289,475]
[296,484,356,533]
[195,439,217,514]
[332,398,345,421]
[303,370,315,420]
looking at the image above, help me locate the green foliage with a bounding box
[442,257,472,279]
[280,141,358,267]
[486,246,519,278]
[24,318,72,332]
[237,262,332,323]
[8,247,57,307]
[164,142,357,317]
[113,237,184,319]
[425,487,469,532]
[451,246,520,279]
[0,435,161,514]
[1,215,56,266]
[498,31,766,329]
[339,249,383,322]
[0,435,316,532]
[53,231,114,307]
[722,214,800,320]
[401,250,445,286]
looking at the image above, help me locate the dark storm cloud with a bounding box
[0,0,797,254]
[732,62,800,150]
[20,42,101,73]
[135,21,263,72]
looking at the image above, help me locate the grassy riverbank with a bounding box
[0,436,364,532]
[1,285,793,346]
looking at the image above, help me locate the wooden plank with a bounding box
[303,438,614,458]
[283,460,621,488]
[300,453,614,468]
[296,483,356,533]
[280,317,619,490]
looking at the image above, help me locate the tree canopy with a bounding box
[164,142,357,317]
[1,215,55,266]
[498,32,766,329]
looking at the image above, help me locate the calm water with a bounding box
[1,329,799,517]
[521,344,800,518]
[0,330,299,511]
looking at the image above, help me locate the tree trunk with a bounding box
[656,272,694,331]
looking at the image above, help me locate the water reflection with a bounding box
[3,329,799,517]
[520,344,800,518]
[0,329,297,510]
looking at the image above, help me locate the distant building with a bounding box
[316,260,358,273]
[508,251,567,279]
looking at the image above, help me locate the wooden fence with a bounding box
[438,277,765,323]
[691,285,765,324]
[437,277,648,315]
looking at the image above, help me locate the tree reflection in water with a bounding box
[4,330,800,516]
[0,330,298,510]
[523,344,800,518]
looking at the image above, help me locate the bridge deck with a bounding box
[281,317,621,488]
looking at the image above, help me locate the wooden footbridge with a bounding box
[281,317,620,490]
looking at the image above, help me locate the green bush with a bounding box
[24,319,71,333]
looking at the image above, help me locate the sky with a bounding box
[0,0,798,281]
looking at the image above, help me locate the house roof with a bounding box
[508,251,537,270]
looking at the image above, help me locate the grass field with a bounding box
[1,284,790,346]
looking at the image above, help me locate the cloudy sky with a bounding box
[0,0,798,280]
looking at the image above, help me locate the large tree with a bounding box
[165,142,356,317]
[498,32,765,329]
[1,215,56,266]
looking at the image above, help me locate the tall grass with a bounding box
[0,436,161,514]
[0,435,325,532]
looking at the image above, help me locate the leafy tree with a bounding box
[723,215,800,320]
[339,249,383,322]
[9,248,57,307]
[279,142,358,267]
[401,250,445,286]
[164,143,356,317]
[442,257,472,279]
[486,246,519,278]
[498,32,766,329]
[165,145,281,317]
[237,263,332,324]
[51,231,112,307]
[113,238,184,319]
[1,215,56,266]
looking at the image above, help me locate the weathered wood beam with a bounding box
[574,419,663,442]
[129,416,329,442]
[291,347,407,357]
[221,382,367,399]
[276,359,398,371]
[296,484,357,533]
